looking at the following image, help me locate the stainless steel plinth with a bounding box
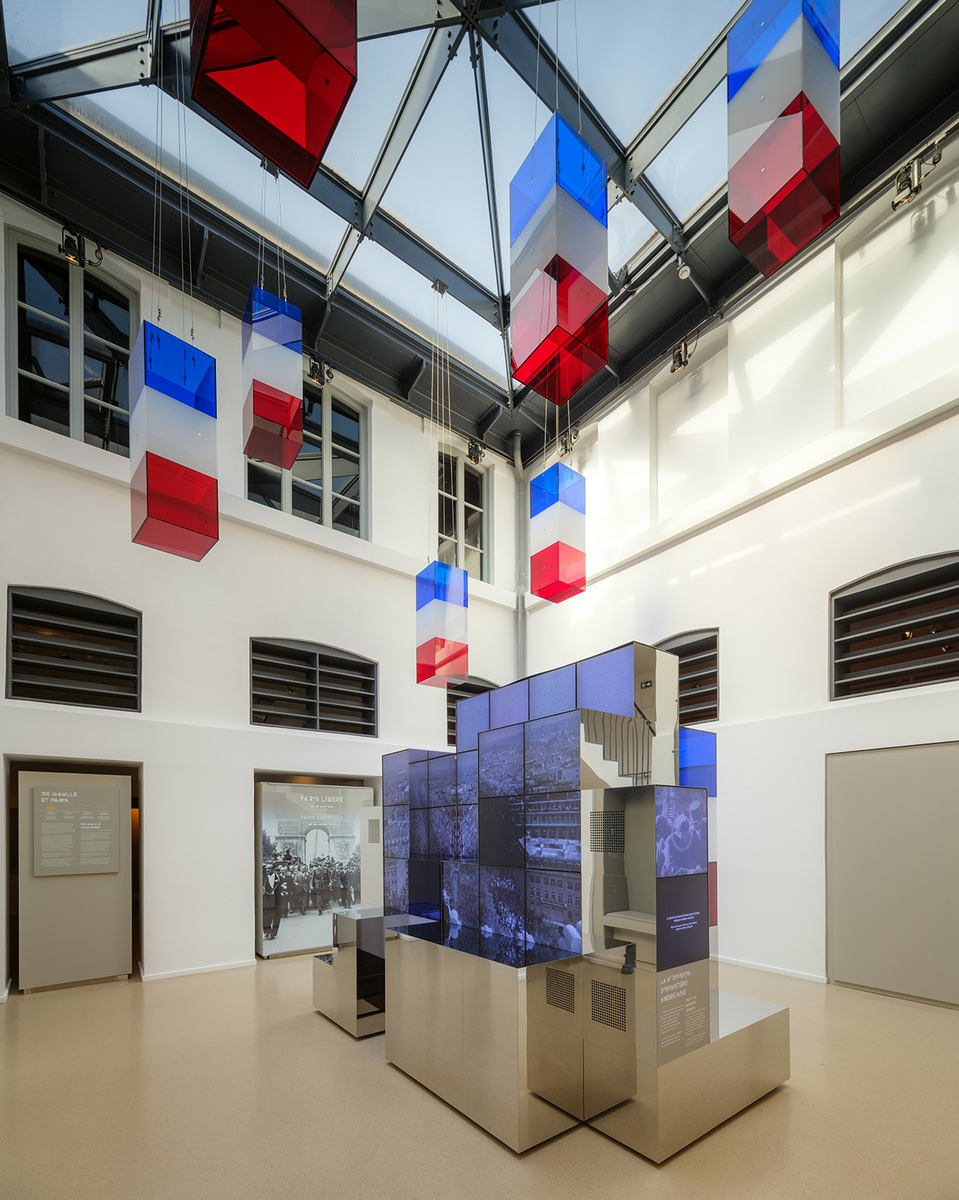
[385,932,580,1152]
[312,911,387,1038]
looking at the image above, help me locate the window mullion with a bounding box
[455,455,465,568]
[322,382,332,529]
[68,263,84,440]
[281,458,293,513]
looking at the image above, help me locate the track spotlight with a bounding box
[466,438,485,465]
[891,142,942,211]
[670,342,689,373]
[676,256,691,281]
[58,227,103,268]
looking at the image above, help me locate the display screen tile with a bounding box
[384,857,408,912]
[409,748,429,762]
[478,723,525,798]
[655,786,708,878]
[454,804,479,862]
[382,750,409,805]
[443,861,480,928]
[529,663,577,719]
[525,710,581,794]
[409,759,429,809]
[656,873,709,972]
[480,865,526,941]
[430,805,456,861]
[525,792,581,870]
[526,867,582,951]
[456,691,490,753]
[456,751,478,805]
[409,858,441,919]
[410,806,429,860]
[428,754,457,807]
[576,644,634,717]
[479,795,525,869]
[489,679,530,729]
[383,804,410,859]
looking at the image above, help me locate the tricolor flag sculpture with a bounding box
[529,462,586,604]
[190,0,357,187]
[242,287,303,470]
[130,323,218,562]
[510,114,609,406]
[727,0,840,276]
[415,561,468,688]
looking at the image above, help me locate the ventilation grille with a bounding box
[8,588,140,711]
[833,557,959,699]
[590,810,625,854]
[591,980,627,1032]
[446,678,494,746]
[368,818,380,845]
[659,631,719,723]
[545,969,575,1013]
[251,639,376,736]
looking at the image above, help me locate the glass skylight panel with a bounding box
[380,47,498,293]
[344,239,507,386]
[841,0,907,64]
[59,88,348,275]
[645,84,727,223]
[531,0,743,145]
[607,186,654,271]
[322,28,429,190]
[3,0,148,65]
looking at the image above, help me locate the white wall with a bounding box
[0,195,518,989]
[527,153,959,982]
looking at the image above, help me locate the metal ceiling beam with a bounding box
[470,30,514,428]
[9,33,154,105]
[326,23,469,300]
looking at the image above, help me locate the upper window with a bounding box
[832,554,959,700]
[438,450,486,582]
[656,629,719,723]
[7,587,141,711]
[246,383,365,539]
[250,638,377,736]
[11,241,133,457]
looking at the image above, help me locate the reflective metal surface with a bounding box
[385,932,580,1152]
[312,910,390,1038]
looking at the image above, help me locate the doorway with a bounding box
[826,741,959,1007]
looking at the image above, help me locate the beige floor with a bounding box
[1,958,957,1200]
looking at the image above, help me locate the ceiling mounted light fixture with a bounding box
[676,256,691,281]
[58,227,102,268]
[891,142,942,211]
[670,342,689,374]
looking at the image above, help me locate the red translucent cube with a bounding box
[511,256,608,406]
[530,542,586,604]
[416,638,469,688]
[729,95,840,277]
[190,0,357,187]
[132,451,219,562]
[243,380,303,469]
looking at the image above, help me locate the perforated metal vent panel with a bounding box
[590,810,625,854]
[591,980,627,1032]
[368,818,380,844]
[545,968,575,1013]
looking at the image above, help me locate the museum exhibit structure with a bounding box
[380,642,789,1157]
[256,781,373,958]
[529,461,587,604]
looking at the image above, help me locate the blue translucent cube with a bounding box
[529,461,587,518]
[679,726,717,797]
[510,113,607,245]
[140,321,217,416]
[728,0,839,100]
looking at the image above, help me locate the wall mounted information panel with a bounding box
[33,786,120,876]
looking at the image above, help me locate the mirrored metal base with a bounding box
[385,932,789,1159]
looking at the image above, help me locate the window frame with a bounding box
[6,227,138,456]
[245,377,368,541]
[437,449,489,583]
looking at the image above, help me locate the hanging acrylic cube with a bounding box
[242,286,303,470]
[416,561,468,688]
[510,114,609,406]
[190,0,357,187]
[529,462,586,604]
[130,322,219,562]
[728,0,840,277]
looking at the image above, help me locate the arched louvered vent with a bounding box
[251,638,377,736]
[656,629,718,723]
[832,554,959,699]
[7,587,140,710]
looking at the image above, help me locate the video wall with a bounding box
[383,705,584,958]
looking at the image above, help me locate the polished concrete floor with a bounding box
[1,957,957,1200]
